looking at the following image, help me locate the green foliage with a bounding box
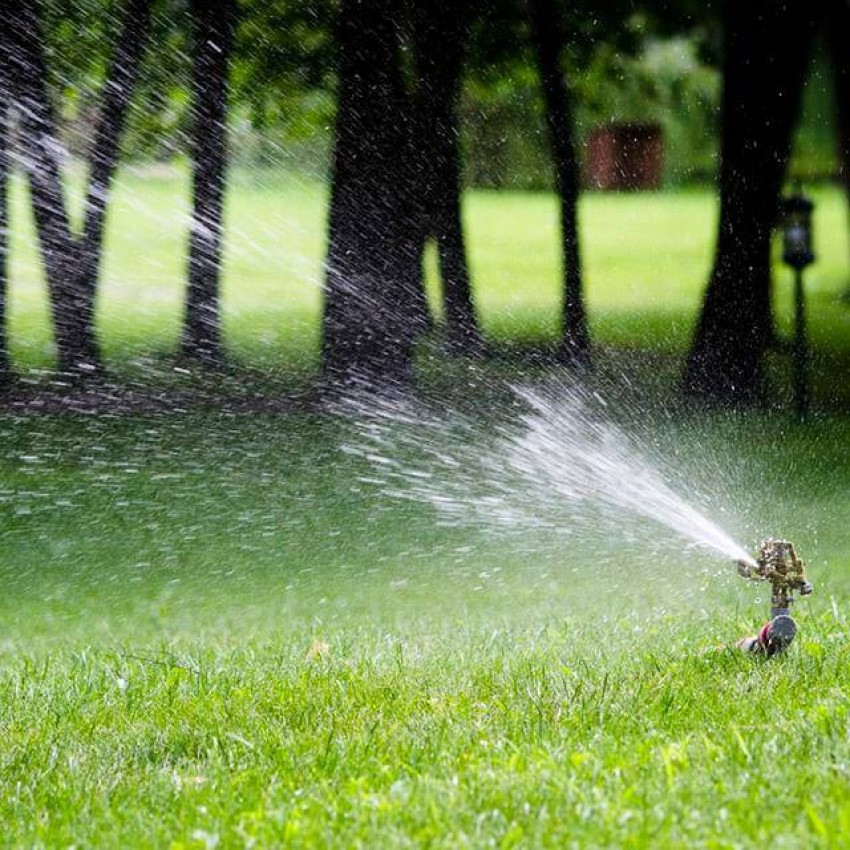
[121,0,192,160]
[33,0,842,185]
[231,0,337,151]
[573,35,721,184]
[458,68,552,190]
[791,45,840,181]
[457,3,722,189]
[39,0,192,159]
[42,0,119,103]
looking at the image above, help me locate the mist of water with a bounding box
[339,382,757,577]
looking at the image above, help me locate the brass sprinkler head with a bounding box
[734,538,813,656]
[737,537,813,612]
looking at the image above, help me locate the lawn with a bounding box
[2,170,850,846]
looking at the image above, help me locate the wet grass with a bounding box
[0,405,849,846]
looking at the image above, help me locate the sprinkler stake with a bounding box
[734,538,812,656]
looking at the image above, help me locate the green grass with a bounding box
[2,406,849,846]
[2,169,850,846]
[5,614,850,847]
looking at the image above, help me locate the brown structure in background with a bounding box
[584,123,663,190]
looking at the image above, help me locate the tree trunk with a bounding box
[683,0,822,403]
[401,104,434,340]
[413,0,483,357]
[7,1,82,373]
[75,0,153,369]
[0,92,10,386]
[435,132,484,357]
[826,0,850,293]
[8,0,151,377]
[529,0,590,365]
[321,0,420,388]
[181,0,236,363]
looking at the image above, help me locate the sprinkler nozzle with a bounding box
[738,537,812,611]
[734,538,812,656]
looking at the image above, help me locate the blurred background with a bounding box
[1,0,848,411]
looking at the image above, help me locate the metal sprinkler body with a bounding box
[735,538,812,656]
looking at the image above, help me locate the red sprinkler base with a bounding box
[736,613,798,657]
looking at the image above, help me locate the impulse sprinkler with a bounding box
[735,538,813,656]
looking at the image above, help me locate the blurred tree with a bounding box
[826,1,850,293]
[8,0,152,377]
[0,76,9,387]
[74,0,154,371]
[409,0,483,357]
[321,0,422,385]
[232,0,337,135]
[21,0,841,189]
[529,0,589,365]
[8,1,81,373]
[684,0,824,404]
[181,0,237,363]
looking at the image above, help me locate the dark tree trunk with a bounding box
[435,135,483,357]
[75,0,153,370]
[8,0,151,377]
[413,0,483,357]
[529,0,589,365]
[684,0,822,403]
[826,0,850,292]
[181,0,236,363]
[0,91,10,386]
[321,0,421,387]
[7,1,81,373]
[401,92,434,340]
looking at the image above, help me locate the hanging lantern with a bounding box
[779,183,816,419]
[780,186,815,270]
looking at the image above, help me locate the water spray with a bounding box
[340,386,810,637]
[734,538,813,656]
